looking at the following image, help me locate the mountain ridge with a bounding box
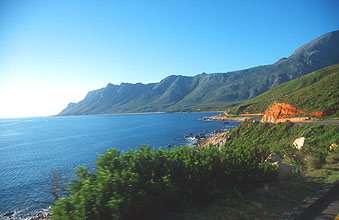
[58,30,339,116]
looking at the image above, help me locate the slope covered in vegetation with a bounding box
[51,120,338,219]
[224,121,338,160]
[229,64,339,116]
[165,121,339,219]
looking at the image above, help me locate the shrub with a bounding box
[305,151,327,169]
[326,153,339,164]
[306,155,323,169]
[52,145,277,220]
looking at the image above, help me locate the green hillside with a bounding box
[51,121,339,219]
[229,64,339,116]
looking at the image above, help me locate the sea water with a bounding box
[0,113,239,219]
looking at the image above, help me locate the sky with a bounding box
[0,0,338,118]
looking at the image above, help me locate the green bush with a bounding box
[326,153,339,164]
[306,154,326,169]
[52,145,277,220]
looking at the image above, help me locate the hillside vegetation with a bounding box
[52,121,339,219]
[164,121,339,219]
[229,64,339,116]
[224,121,338,159]
[58,31,339,116]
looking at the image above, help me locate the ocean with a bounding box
[0,113,239,219]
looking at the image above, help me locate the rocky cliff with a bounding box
[262,103,324,123]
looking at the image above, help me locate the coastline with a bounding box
[1,209,51,220]
[5,116,337,219]
[197,130,230,147]
[53,111,226,117]
[204,115,254,121]
[1,112,230,220]
[98,112,166,116]
[203,114,262,122]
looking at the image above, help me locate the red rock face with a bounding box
[310,111,324,117]
[262,103,324,123]
[262,103,304,123]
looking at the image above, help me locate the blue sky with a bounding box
[0,0,338,118]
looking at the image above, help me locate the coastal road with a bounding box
[296,120,339,125]
[308,188,339,220]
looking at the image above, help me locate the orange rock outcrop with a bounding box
[262,103,324,123]
[310,111,324,117]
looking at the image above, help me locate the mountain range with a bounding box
[58,30,339,116]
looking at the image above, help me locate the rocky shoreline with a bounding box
[202,111,263,122]
[1,209,51,220]
[184,127,232,148]
[197,130,230,147]
[203,115,255,121]
[25,212,51,220]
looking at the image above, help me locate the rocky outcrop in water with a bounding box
[198,130,229,147]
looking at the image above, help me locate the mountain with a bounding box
[58,30,339,116]
[228,64,339,116]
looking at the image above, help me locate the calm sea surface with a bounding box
[0,113,239,218]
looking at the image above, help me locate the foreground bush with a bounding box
[52,145,277,220]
